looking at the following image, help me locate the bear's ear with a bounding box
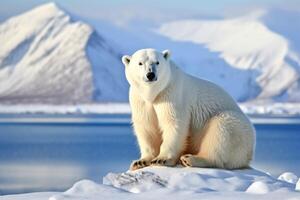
[162,50,171,60]
[122,55,131,66]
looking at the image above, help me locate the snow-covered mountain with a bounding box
[0,3,128,104]
[0,3,300,104]
[156,10,300,102]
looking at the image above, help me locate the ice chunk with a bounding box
[103,171,167,193]
[278,172,298,184]
[246,181,272,194]
[296,178,300,191]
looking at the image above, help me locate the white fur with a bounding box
[123,49,255,170]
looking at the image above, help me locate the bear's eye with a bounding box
[138,62,143,66]
[156,61,159,65]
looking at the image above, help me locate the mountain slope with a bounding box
[156,10,300,102]
[0,3,127,104]
[0,3,300,104]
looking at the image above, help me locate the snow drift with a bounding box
[48,167,300,200]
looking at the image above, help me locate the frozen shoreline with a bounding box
[1,103,300,117]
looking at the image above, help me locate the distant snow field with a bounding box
[1,167,300,200]
[2,103,300,117]
[0,103,131,114]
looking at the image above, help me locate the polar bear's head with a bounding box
[122,49,171,92]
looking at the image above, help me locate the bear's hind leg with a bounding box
[194,111,255,169]
[180,154,212,167]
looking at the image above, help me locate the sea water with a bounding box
[0,114,299,195]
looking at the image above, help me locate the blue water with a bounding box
[0,114,299,195]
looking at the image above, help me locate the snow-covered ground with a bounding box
[1,167,300,200]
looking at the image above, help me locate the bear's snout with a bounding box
[146,72,157,82]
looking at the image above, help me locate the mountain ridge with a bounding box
[157,10,300,102]
[0,2,128,104]
[0,3,300,104]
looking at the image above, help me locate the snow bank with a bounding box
[1,167,300,200]
[47,167,300,200]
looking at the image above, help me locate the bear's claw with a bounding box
[180,154,211,168]
[180,154,193,167]
[150,157,176,166]
[151,158,166,165]
[130,159,151,170]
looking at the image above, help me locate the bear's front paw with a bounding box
[150,157,176,167]
[130,159,151,171]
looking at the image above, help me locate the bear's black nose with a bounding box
[146,72,156,81]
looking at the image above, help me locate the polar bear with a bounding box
[122,48,255,171]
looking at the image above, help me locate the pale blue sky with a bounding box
[0,0,299,23]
